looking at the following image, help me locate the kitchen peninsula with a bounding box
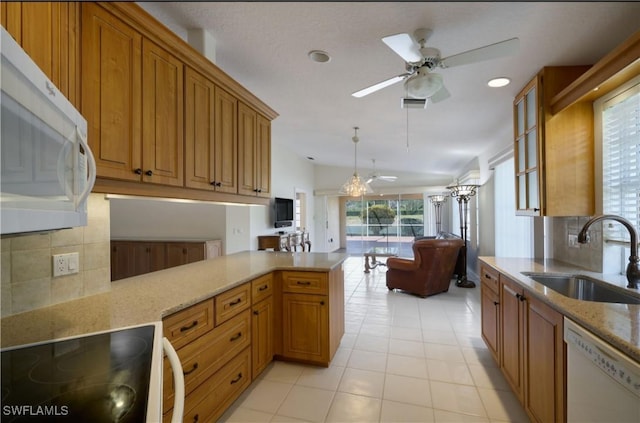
[1,251,348,421]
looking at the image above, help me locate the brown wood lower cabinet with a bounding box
[162,267,344,421]
[111,239,221,281]
[524,294,565,423]
[479,260,566,423]
[500,275,525,402]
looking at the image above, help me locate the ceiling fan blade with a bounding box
[365,177,374,184]
[379,176,398,182]
[382,33,423,63]
[430,85,451,103]
[352,73,409,98]
[440,37,519,68]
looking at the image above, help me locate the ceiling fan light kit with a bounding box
[405,70,443,98]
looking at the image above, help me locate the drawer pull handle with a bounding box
[230,332,242,342]
[230,373,243,384]
[180,320,198,332]
[484,273,491,279]
[183,362,199,375]
[258,285,269,291]
[229,298,242,306]
[296,281,311,286]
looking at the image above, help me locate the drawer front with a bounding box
[480,264,500,295]
[215,283,251,325]
[181,348,251,423]
[163,309,251,413]
[163,299,214,350]
[281,271,328,295]
[251,273,273,304]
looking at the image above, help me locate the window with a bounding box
[599,78,640,273]
[494,157,534,257]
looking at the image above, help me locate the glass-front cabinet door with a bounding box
[514,76,542,216]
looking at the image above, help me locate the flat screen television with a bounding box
[274,197,294,228]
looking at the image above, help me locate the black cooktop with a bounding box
[1,325,155,422]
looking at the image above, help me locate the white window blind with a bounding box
[494,157,534,257]
[602,83,640,249]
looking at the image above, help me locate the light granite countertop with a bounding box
[1,251,348,349]
[480,257,640,363]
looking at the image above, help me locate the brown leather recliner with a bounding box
[386,238,465,297]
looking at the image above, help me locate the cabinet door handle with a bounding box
[320,301,325,305]
[229,298,242,306]
[296,281,311,286]
[183,362,199,376]
[533,208,540,212]
[230,373,243,384]
[133,168,142,175]
[493,301,500,306]
[216,182,222,187]
[253,310,260,315]
[504,285,519,298]
[145,170,153,176]
[258,284,269,291]
[519,294,526,302]
[180,320,198,332]
[230,332,242,342]
[193,414,199,423]
[210,180,217,186]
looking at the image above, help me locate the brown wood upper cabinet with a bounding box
[83,4,184,186]
[184,67,238,194]
[1,2,80,106]
[238,102,271,197]
[81,3,142,182]
[141,38,184,187]
[513,66,594,217]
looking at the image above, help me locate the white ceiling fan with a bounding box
[352,28,519,102]
[366,159,398,184]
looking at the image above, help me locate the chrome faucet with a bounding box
[578,214,640,289]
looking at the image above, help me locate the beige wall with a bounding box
[1,194,111,317]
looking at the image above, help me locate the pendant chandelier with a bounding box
[340,127,373,197]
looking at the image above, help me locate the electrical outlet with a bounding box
[568,234,579,248]
[52,252,80,277]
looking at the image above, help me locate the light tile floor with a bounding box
[219,257,530,422]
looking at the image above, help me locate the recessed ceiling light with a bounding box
[308,50,331,63]
[487,77,511,88]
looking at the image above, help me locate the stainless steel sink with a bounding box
[520,272,640,304]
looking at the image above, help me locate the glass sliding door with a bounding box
[344,194,425,256]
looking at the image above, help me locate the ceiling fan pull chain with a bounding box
[406,97,410,152]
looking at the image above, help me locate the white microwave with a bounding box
[0,26,96,235]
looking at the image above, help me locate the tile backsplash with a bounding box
[1,194,111,317]
[552,216,603,272]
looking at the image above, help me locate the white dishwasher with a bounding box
[564,318,640,423]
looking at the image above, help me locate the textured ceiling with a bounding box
[139,2,640,186]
